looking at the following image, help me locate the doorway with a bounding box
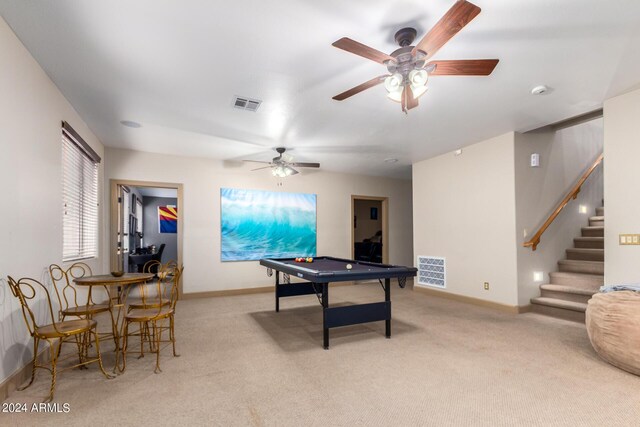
[351,195,389,264]
[110,179,184,294]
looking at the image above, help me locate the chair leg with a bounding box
[91,329,113,380]
[18,336,39,391]
[44,339,60,403]
[147,322,154,352]
[153,321,162,374]
[170,315,179,357]
[138,323,146,359]
[108,308,119,349]
[121,322,129,373]
[76,332,92,370]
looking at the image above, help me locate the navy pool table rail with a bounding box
[260,256,417,283]
[260,256,417,349]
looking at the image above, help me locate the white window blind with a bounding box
[62,132,99,261]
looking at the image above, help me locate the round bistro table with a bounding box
[74,273,154,372]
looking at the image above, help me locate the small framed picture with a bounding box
[129,215,137,235]
[370,207,378,220]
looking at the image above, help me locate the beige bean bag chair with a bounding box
[586,291,640,376]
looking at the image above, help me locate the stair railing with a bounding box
[524,153,603,251]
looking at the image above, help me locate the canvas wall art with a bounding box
[220,188,317,261]
[158,205,178,233]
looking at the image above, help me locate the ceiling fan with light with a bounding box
[332,0,499,113]
[244,147,320,177]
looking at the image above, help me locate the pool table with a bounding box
[260,256,417,349]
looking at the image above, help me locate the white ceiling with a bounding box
[2,0,640,179]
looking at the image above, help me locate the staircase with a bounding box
[530,206,604,322]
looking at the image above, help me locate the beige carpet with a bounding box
[2,282,639,426]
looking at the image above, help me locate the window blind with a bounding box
[62,132,99,261]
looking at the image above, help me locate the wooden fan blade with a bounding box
[406,87,419,110]
[290,162,320,168]
[427,59,499,76]
[332,37,395,64]
[251,166,272,171]
[414,0,481,60]
[333,75,388,101]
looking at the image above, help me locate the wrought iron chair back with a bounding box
[48,263,93,319]
[7,276,59,337]
[164,263,183,311]
[152,262,182,313]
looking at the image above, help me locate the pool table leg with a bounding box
[385,278,391,339]
[322,283,329,349]
[275,272,280,313]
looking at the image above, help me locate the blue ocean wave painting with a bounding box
[221,188,317,261]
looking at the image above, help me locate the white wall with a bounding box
[412,133,519,306]
[104,148,414,294]
[604,87,640,284]
[0,17,105,384]
[514,120,603,305]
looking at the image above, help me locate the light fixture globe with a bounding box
[410,84,428,99]
[384,73,403,93]
[409,69,428,87]
[387,89,403,103]
[271,164,298,177]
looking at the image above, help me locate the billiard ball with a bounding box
[306,257,313,263]
[346,264,352,270]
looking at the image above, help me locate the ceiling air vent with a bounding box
[417,256,446,289]
[232,96,261,112]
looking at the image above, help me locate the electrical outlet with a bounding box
[483,282,490,291]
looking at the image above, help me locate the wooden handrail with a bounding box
[524,153,604,251]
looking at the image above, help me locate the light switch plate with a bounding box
[619,234,640,245]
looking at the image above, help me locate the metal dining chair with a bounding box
[49,263,118,348]
[7,276,112,402]
[121,264,183,373]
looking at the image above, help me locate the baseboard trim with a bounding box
[182,285,275,299]
[517,304,533,314]
[182,281,360,300]
[413,286,530,314]
[0,348,48,401]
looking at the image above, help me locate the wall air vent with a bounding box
[232,96,262,112]
[417,256,446,289]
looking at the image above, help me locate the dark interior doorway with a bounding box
[351,196,388,264]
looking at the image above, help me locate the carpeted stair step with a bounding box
[530,297,586,322]
[566,248,604,261]
[573,237,604,249]
[549,271,604,289]
[581,226,604,237]
[558,259,604,275]
[596,206,604,216]
[540,284,596,304]
[589,216,604,226]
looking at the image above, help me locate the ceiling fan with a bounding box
[244,147,320,177]
[332,0,499,113]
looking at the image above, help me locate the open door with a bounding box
[113,184,128,272]
[110,179,184,295]
[351,195,389,264]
